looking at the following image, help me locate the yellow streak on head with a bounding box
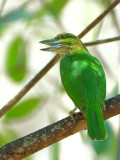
[53,33,89,56]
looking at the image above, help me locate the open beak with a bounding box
[40,39,62,51]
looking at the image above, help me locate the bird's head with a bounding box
[40,33,86,56]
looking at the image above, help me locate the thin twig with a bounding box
[78,0,120,38]
[0,0,7,14]
[84,36,120,46]
[0,0,119,118]
[0,94,120,160]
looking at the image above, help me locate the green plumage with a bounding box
[40,32,107,140]
[60,50,107,140]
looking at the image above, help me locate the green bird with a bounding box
[40,33,107,140]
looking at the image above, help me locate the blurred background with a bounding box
[0,0,120,160]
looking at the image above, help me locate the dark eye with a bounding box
[60,34,66,39]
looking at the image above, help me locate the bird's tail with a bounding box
[85,94,107,141]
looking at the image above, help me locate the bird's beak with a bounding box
[40,39,62,51]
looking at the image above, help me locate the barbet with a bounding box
[40,33,107,140]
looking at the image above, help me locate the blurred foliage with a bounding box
[49,0,69,16]
[51,143,60,160]
[4,97,42,121]
[6,36,27,82]
[0,9,33,27]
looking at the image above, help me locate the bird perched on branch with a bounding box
[40,33,107,140]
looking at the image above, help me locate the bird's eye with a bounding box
[60,35,66,39]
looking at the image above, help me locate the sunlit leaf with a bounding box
[5,98,42,120]
[6,36,27,82]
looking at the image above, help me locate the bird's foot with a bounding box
[69,108,77,123]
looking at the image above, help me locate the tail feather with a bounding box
[85,96,107,140]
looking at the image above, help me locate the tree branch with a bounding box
[84,36,120,46]
[0,94,120,160]
[78,0,120,38]
[0,0,119,118]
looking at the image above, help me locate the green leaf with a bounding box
[6,36,27,82]
[0,133,8,147]
[0,25,7,35]
[49,0,69,16]
[24,156,33,160]
[51,143,59,160]
[5,98,42,120]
